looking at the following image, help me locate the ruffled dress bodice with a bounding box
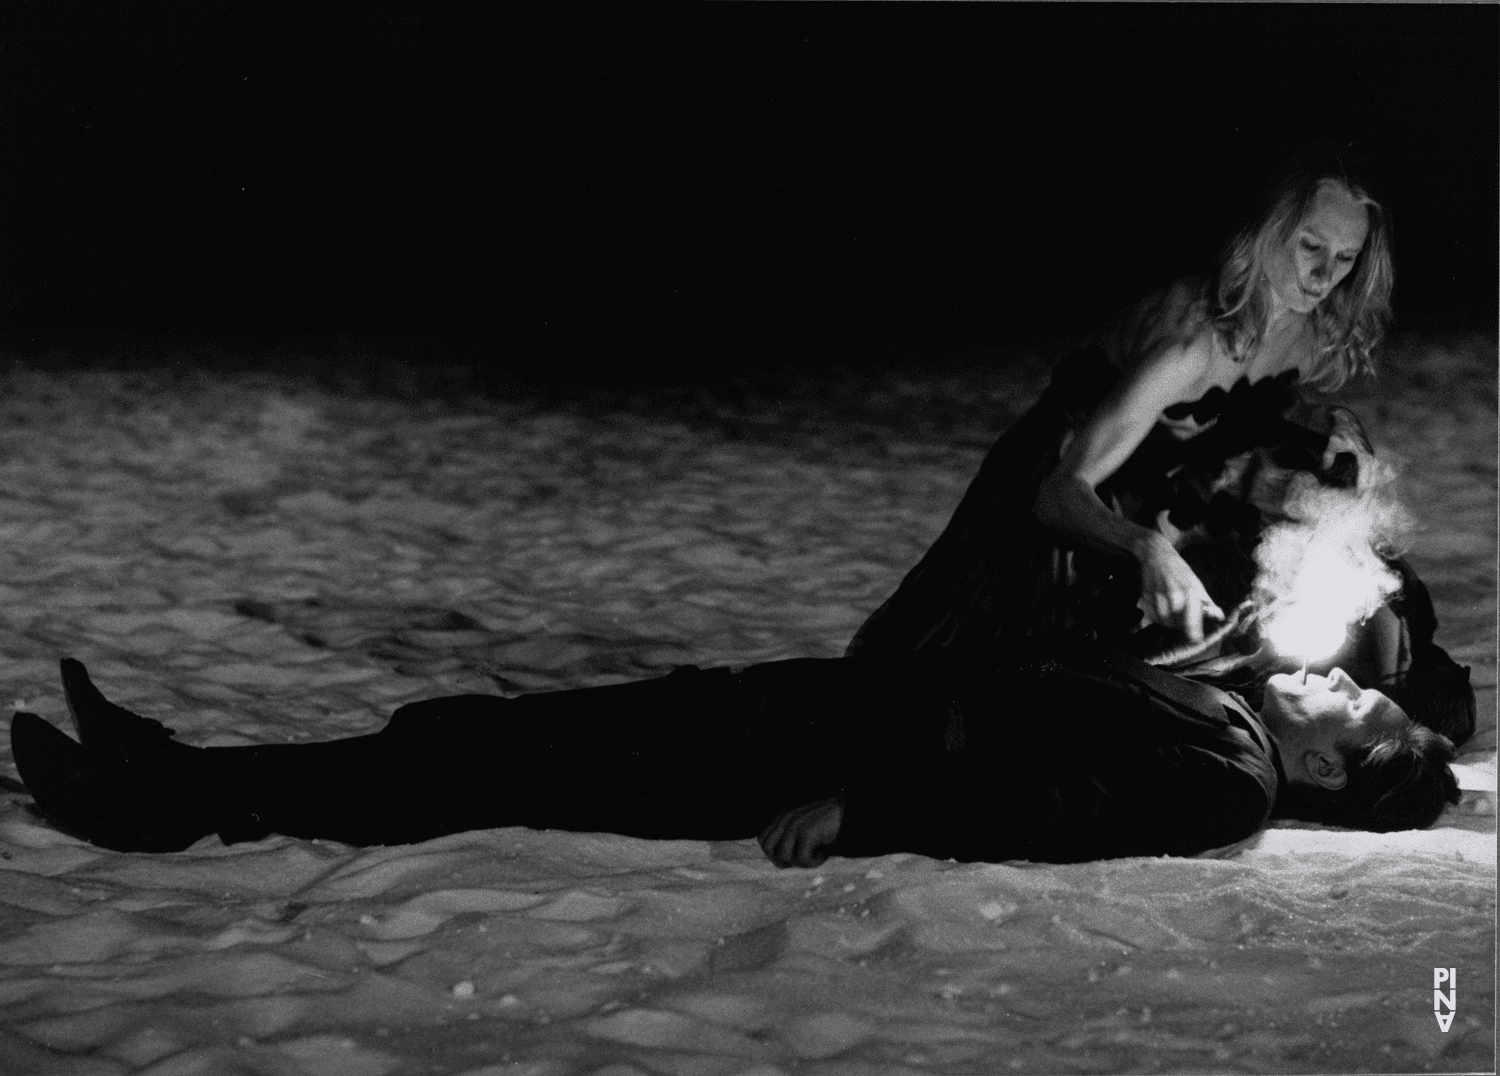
[845,294,1308,659]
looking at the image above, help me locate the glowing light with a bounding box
[1263,601,1352,665]
[1261,540,1370,662]
[1251,459,1411,666]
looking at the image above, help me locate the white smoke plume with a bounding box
[1252,450,1415,664]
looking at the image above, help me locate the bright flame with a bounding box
[1252,454,1412,665]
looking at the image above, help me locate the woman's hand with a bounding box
[1133,532,1225,643]
[758,795,845,868]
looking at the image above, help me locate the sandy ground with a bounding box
[0,334,1492,1075]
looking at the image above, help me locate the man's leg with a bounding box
[13,698,489,851]
[205,723,480,847]
[32,660,797,850]
[238,659,872,845]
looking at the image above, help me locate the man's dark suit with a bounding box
[342,647,1280,863]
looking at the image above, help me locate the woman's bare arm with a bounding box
[1034,337,1225,641]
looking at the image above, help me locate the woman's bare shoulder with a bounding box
[1094,277,1214,369]
[1123,330,1219,405]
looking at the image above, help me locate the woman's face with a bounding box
[1267,182,1371,316]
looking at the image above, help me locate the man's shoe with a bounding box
[10,712,211,853]
[60,658,178,761]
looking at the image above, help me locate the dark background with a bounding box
[0,2,1495,378]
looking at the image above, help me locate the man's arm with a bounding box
[832,732,1275,865]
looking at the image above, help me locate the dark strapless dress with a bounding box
[846,347,1304,660]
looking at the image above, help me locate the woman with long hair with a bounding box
[844,152,1480,742]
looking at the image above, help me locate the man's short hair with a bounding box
[1273,721,1461,832]
[1384,646,1476,748]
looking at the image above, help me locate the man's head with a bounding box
[1259,667,1460,831]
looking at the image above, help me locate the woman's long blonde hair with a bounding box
[1210,157,1395,391]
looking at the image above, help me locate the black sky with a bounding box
[0,3,1495,370]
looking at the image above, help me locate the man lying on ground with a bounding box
[11,647,1459,868]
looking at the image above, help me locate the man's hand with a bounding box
[758,795,846,868]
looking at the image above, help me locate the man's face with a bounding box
[1260,667,1409,759]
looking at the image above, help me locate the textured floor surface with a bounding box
[0,334,1492,1075]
